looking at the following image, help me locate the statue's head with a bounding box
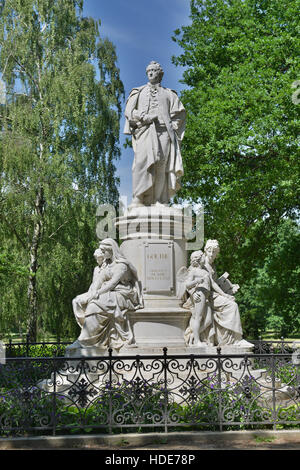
[98,238,138,280]
[93,247,104,266]
[98,238,127,263]
[204,239,220,263]
[190,250,205,267]
[146,61,164,84]
[99,238,119,260]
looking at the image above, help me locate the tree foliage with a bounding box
[237,219,300,337]
[172,0,300,335]
[0,0,124,340]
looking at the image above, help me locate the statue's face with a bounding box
[205,245,219,263]
[190,256,198,267]
[191,253,205,267]
[146,66,161,85]
[191,255,201,267]
[99,245,112,260]
[94,248,104,266]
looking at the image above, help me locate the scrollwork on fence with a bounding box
[0,348,299,436]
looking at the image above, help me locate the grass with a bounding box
[117,438,130,446]
[260,331,300,342]
[0,333,73,344]
[253,435,277,443]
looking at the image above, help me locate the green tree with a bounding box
[0,0,124,341]
[173,0,300,286]
[238,219,300,338]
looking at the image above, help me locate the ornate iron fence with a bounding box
[4,337,70,358]
[251,339,297,355]
[0,348,299,437]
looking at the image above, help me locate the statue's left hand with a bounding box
[231,284,240,294]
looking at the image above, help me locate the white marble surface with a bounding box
[124,61,186,206]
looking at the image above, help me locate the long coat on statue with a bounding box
[124,83,186,205]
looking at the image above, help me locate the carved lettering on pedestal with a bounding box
[143,241,174,293]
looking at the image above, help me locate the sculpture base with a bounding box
[65,340,109,358]
[127,307,190,350]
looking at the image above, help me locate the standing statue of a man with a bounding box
[124,61,186,207]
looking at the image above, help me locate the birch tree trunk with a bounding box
[27,186,44,342]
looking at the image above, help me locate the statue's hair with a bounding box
[190,250,204,260]
[204,239,220,253]
[146,61,164,80]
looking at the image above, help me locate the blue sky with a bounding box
[82,0,191,203]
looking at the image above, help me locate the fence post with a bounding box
[258,336,262,354]
[163,347,169,433]
[52,360,57,436]
[26,334,30,357]
[280,337,285,353]
[270,346,277,430]
[217,346,223,432]
[108,348,113,434]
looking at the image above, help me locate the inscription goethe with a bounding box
[143,241,174,293]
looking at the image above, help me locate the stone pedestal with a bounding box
[122,308,191,355]
[116,205,190,300]
[121,238,186,299]
[115,204,192,354]
[65,340,109,359]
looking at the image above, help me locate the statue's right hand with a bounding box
[140,114,152,125]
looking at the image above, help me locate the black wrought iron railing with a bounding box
[0,348,299,437]
[4,337,71,358]
[251,338,297,355]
